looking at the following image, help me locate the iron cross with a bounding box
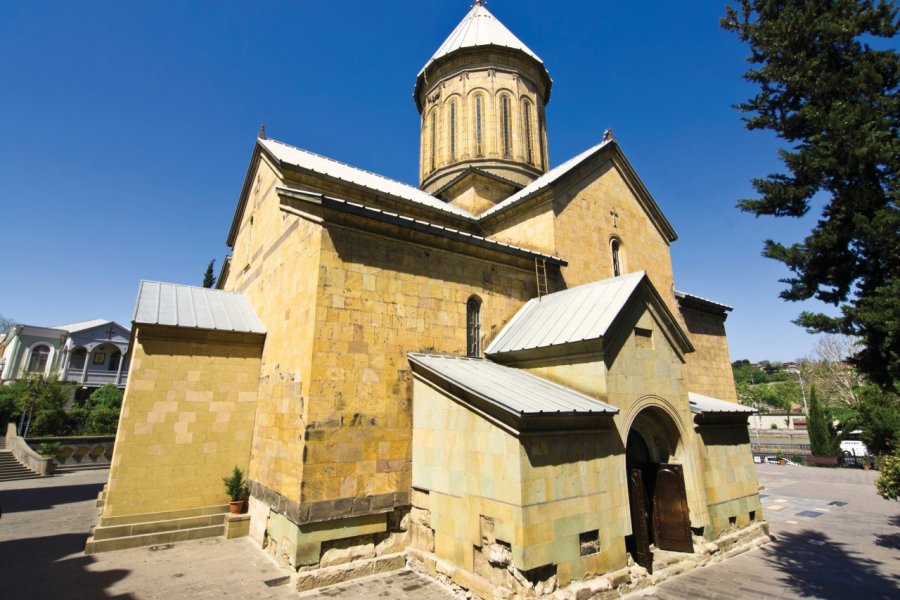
[106,326,115,340]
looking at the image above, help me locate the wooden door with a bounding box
[652,463,694,553]
[627,467,653,573]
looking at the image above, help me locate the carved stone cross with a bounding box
[610,208,620,228]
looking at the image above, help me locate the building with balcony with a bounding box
[0,319,130,389]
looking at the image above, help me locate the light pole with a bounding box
[788,368,809,416]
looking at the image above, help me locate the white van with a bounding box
[840,439,868,457]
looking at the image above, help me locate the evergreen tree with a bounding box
[203,259,216,288]
[722,1,900,390]
[807,386,839,457]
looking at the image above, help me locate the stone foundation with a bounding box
[406,521,773,600]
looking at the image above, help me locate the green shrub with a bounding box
[36,441,62,459]
[222,466,246,501]
[876,451,900,501]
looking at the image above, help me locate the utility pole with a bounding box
[788,368,809,416]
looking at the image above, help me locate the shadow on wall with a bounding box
[0,482,104,515]
[762,528,900,599]
[0,533,133,599]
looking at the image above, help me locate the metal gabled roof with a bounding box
[419,4,545,76]
[133,281,265,335]
[486,271,647,356]
[478,139,611,220]
[260,138,473,219]
[688,391,756,415]
[408,353,617,417]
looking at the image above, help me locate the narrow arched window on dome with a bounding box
[430,111,437,171]
[475,95,484,157]
[449,101,457,162]
[466,295,482,358]
[522,100,534,165]
[501,95,512,159]
[611,239,623,277]
[538,109,546,170]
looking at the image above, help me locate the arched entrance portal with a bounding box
[625,407,693,573]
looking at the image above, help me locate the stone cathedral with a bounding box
[91,4,768,597]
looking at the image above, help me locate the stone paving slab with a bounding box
[626,464,900,600]
[1,464,897,599]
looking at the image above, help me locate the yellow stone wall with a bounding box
[301,224,536,507]
[695,424,762,537]
[103,325,263,517]
[484,159,677,312]
[680,305,739,401]
[411,378,626,587]
[226,156,323,502]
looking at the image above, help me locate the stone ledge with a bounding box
[293,552,407,592]
[248,479,410,525]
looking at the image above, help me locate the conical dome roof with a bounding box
[418,4,545,75]
[415,4,551,108]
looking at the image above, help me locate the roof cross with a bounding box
[106,326,116,340]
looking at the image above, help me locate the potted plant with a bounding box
[223,466,246,514]
[775,450,785,465]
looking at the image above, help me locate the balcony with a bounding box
[61,369,127,388]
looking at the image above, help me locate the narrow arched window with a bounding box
[430,111,437,171]
[611,239,622,277]
[70,348,87,370]
[466,296,482,358]
[522,101,534,165]
[449,101,457,162]
[108,350,122,371]
[501,95,512,159]
[538,109,546,170]
[27,345,50,373]
[474,95,484,157]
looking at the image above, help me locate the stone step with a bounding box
[54,463,110,473]
[92,512,228,541]
[84,523,225,554]
[98,504,229,527]
[0,472,42,482]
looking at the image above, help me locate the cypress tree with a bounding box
[203,259,216,288]
[807,386,838,457]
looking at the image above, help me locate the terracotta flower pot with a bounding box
[229,500,244,514]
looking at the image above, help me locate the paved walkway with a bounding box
[626,464,899,600]
[0,465,896,599]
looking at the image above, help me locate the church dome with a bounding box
[415,3,553,203]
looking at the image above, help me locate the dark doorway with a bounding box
[625,426,693,572]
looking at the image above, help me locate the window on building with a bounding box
[430,111,437,171]
[475,95,484,157]
[108,350,122,371]
[501,95,511,159]
[449,101,457,162]
[611,239,622,276]
[538,109,546,170]
[27,345,50,373]
[523,101,534,165]
[466,296,482,358]
[70,348,87,370]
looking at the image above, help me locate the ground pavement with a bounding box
[0,464,896,599]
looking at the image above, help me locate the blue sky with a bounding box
[0,1,849,362]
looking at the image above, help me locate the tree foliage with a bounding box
[723,1,900,389]
[876,450,900,500]
[855,385,900,454]
[807,386,840,457]
[0,313,14,335]
[203,259,216,288]
[19,376,74,437]
[72,384,124,435]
